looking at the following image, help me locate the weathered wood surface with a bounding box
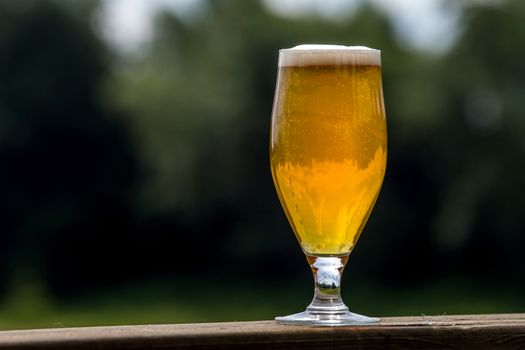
[0,313,524,349]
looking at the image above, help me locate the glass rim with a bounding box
[279,44,380,53]
[278,44,381,67]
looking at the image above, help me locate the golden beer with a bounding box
[270,47,387,256]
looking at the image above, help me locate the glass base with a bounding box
[275,255,379,326]
[275,307,379,326]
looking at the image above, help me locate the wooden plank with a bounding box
[0,314,524,349]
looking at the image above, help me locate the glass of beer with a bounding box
[270,45,387,326]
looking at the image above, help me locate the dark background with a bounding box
[0,0,524,329]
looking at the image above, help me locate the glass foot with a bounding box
[276,255,379,326]
[275,307,379,326]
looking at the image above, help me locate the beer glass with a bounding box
[270,45,387,326]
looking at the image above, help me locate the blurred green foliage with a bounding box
[0,0,524,328]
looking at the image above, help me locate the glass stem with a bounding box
[306,254,350,314]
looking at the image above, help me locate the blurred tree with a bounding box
[1,0,524,301]
[108,0,418,277]
[0,0,139,295]
[110,0,525,286]
[429,1,525,279]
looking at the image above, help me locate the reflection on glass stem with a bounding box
[275,254,379,326]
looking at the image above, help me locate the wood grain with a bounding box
[0,314,524,349]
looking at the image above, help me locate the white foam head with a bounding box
[278,44,381,67]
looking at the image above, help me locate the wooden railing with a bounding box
[0,314,524,349]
